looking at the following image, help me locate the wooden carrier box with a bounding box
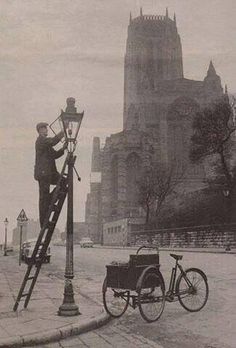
[106,253,160,291]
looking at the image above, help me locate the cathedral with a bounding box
[85,9,224,243]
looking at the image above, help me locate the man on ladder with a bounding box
[34,122,67,228]
[14,98,82,312]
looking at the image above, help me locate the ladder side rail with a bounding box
[38,190,68,260]
[13,265,33,311]
[24,264,42,309]
[30,155,69,261]
[13,154,70,311]
[17,190,68,310]
[59,152,70,179]
[14,189,68,311]
[47,181,68,222]
[39,152,69,231]
[26,190,68,306]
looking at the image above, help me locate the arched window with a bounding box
[126,153,141,204]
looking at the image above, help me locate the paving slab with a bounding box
[0,254,110,347]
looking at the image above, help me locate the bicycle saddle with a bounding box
[170,253,183,261]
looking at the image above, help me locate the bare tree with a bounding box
[138,163,184,225]
[230,95,236,126]
[190,97,236,220]
[138,166,157,225]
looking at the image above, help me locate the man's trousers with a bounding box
[38,174,60,228]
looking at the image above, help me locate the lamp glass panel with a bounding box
[49,116,65,143]
[61,113,83,142]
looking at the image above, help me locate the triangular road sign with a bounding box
[17,209,28,222]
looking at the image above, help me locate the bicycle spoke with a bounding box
[103,278,130,318]
[138,272,165,322]
[177,269,209,312]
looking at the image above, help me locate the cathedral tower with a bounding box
[124,9,183,129]
[85,8,224,236]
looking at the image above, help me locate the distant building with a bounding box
[61,222,88,243]
[85,9,225,245]
[103,217,145,246]
[85,137,102,244]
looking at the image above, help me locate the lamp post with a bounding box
[17,209,28,266]
[222,189,231,251]
[57,97,84,316]
[222,188,230,223]
[4,218,9,256]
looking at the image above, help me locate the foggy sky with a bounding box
[0,0,235,242]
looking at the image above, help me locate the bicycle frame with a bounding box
[166,260,193,301]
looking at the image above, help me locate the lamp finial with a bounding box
[66,97,77,113]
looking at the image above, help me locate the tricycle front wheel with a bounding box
[176,268,209,312]
[102,277,130,318]
[137,271,165,323]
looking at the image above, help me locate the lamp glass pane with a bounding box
[49,116,65,143]
[61,113,83,142]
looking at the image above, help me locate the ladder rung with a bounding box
[52,205,60,212]
[59,191,67,196]
[27,276,35,281]
[47,221,56,227]
[21,293,29,297]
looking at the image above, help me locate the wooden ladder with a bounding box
[13,154,70,311]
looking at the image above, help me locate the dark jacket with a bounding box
[34,131,64,181]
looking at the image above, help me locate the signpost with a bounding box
[17,209,28,266]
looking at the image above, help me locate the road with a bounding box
[44,246,236,348]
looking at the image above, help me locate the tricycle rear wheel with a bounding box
[102,277,130,318]
[137,271,165,323]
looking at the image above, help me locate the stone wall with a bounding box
[131,224,236,249]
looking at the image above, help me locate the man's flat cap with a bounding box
[36,122,48,132]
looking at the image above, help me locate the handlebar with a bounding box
[136,245,159,254]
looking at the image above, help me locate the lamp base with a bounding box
[58,279,80,317]
[58,303,80,316]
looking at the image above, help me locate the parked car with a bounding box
[21,240,51,263]
[79,237,94,248]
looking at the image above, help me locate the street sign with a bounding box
[17,209,28,224]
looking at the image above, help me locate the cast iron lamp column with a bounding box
[4,218,9,256]
[58,152,79,316]
[58,97,83,316]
